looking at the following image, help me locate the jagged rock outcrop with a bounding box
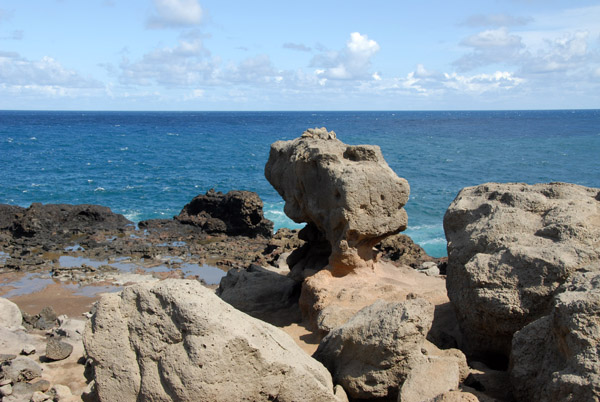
[313,298,449,401]
[510,270,600,401]
[265,127,409,275]
[444,182,600,357]
[0,203,132,240]
[84,279,342,402]
[176,189,273,238]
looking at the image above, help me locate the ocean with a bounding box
[1,110,599,258]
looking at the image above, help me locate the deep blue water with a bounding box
[1,110,599,257]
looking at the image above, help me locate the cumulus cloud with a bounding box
[442,71,524,93]
[460,14,533,28]
[311,32,380,80]
[147,0,203,29]
[283,42,312,52]
[454,28,524,71]
[119,34,215,86]
[0,52,101,88]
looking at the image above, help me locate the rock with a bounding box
[31,391,52,402]
[2,203,132,239]
[299,261,450,337]
[47,384,74,401]
[217,264,300,318]
[20,345,36,356]
[444,182,600,357]
[175,189,273,238]
[45,338,73,361]
[0,356,42,382]
[398,355,460,402]
[510,271,600,402]
[23,306,58,330]
[428,391,481,402]
[53,317,86,341]
[375,233,435,268]
[265,127,410,275]
[0,384,12,397]
[313,298,433,400]
[84,279,340,402]
[0,298,22,330]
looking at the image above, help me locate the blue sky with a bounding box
[0,0,599,110]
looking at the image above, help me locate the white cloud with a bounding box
[311,32,380,80]
[283,43,312,52]
[0,52,101,88]
[147,0,203,29]
[443,71,524,93]
[460,14,533,28]
[454,28,524,71]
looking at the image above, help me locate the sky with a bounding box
[0,0,599,111]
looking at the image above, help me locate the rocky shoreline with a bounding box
[1,128,598,401]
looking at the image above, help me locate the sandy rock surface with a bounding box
[444,182,600,356]
[84,279,342,402]
[510,270,600,401]
[265,127,410,274]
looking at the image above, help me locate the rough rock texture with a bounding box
[175,189,273,238]
[45,338,73,361]
[265,127,410,274]
[313,298,433,401]
[299,261,453,342]
[444,182,600,356]
[0,298,22,330]
[375,234,436,269]
[217,264,300,318]
[398,355,460,402]
[0,356,43,383]
[510,270,600,401]
[84,279,340,402]
[1,203,132,240]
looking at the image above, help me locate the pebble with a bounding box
[45,338,73,361]
[21,344,36,356]
[0,384,12,397]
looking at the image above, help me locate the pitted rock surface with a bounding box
[444,182,600,356]
[265,127,409,274]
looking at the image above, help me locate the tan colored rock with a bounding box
[299,261,452,338]
[313,298,433,401]
[444,182,600,356]
[398,355,460,402]
[510,271,600,402]
[428,390,480,402]
[84,279,340,402]
[265,127,409,275]
[0,297,22,330]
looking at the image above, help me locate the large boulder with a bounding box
[83,279,341,402]
[510,270,600,401]
[444,182,600,357]
[0,298,22,330]
[265,127,409,275]
[313,298,434,401]
[176,189,273,238]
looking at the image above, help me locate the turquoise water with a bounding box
[1,110,599,257]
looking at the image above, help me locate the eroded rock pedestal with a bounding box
[265,127,409,275]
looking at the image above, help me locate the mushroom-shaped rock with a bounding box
[265,127,409,275]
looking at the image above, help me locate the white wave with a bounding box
[120,147,129,151]
[123,211,141,222]
[30,137,37,140]
[167,132,179,136]
[419,237,447,246]
[94,187,105,192]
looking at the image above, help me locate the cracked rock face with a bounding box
[83,279,339,402]
[444,182,600,357]
[265,127,409,274]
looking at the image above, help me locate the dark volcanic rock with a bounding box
[176,189,273,238]
[375,233,436,268]
[45,337,73,361]
[1,203,132,239]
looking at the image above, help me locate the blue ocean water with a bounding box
[1,110,599,258]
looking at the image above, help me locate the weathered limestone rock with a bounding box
[313,298,433,401]
[217,264,300,318]
[444,182,600,356]
[176,189,273,238]
[84,279,340,402]
[0,356,43,383]
[398,355,460,402]
[265,127,410,274]
[510,270,600,402]
[0,298,22,330]
[299,261,452,339]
